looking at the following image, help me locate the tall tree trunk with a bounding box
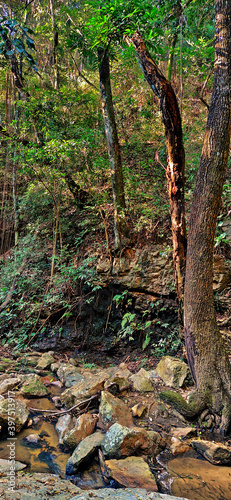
[184,0,231,433]
[129,32,187,323]
[98,47,126,249]
[50,0,59,90]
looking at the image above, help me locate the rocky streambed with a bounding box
[0,351,231,500]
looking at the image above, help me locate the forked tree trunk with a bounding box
[98,47,126,249]
[129,32,187,323]
[184,0,231,433]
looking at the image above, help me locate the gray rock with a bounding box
[129,368,154,392]
[57,364,84,388]
[61,371,108,407]
[66,432,104,475]
[0,377,21,395]
[25,433,41,444]
[55,414,73,445]
[70,490,188,499]
[155,356,193,388]
[0,458,27,475]
[36,352,55,370]
[0,398,29,432]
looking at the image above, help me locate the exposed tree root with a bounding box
[159,390,206,420]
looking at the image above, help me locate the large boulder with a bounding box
[98,391,133,430]
[63,412,98,450]
[0,398,29,432]
[56,364,84,388]
[155,356,193,388]
[101,422,163,459]
[105,456,158,491]
[66,432,104,475]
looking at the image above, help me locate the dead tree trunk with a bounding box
[184,0,231,433]
[98,47,126,249]
[128,32,186,323]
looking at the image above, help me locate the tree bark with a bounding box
[129,32,187,323]
[184,0,231,433]
[98,47,126,249]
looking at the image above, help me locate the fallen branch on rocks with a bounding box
[28,393,99,417]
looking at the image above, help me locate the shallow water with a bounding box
[163,448,231,500]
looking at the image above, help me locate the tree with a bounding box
[183,0,231,434]
[128,31,187,323]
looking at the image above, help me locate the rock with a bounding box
[213,254,231,292]
[0,398,29,432]
[20,355,40,367]
[66,432,104,475]
[191,439,231,465]
[167,454,231,500]
[25,433,41,444]
[63,412,98,450]
[36,352,55,370]
[56,364,84,388]
[0,458,27,475]
[155,356,193,388]
[55,414,73,445]
[101,422,162,459]
[170,427,197,440]
[132,403,147,417]
[105,456,158,491]
[0,472,82,499]
[170,437,190,455]
[150,401,169,419]
[61,371,109,407]
[20,374,50,397]
[129,368,154,392]
[0,377,21,395]
[104,364,132,393]
[98,391,133,430]
[71,491,188,500]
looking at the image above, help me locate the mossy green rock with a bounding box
[20,375,50,397]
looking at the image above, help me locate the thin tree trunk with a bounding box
[50,0,59,90]
[184,0,231,433]
[128,32,187,323]
[98,47,126,249]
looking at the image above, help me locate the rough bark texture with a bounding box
[184,0,231,433]
[98,48,126,249]
[129,32,186,322]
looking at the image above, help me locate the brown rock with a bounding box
[131,403,147,417]
[191,439,231,465]
[101,422,162,458]
[98,391,133,430]
[170,437,190,455]
[63,412,98,450]
[105,456,158,491]
[61,371,108,407]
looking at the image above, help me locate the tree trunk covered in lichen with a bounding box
[184,0,231,433]
[98,47,126,249]
[129,32,186,324]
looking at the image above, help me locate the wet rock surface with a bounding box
[105,456,158,490]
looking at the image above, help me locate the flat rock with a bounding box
[98,391,133,430]
[129,368,154,392]
[0,458,27,475]
[66,432,104,475]
[61,371,108,407]
[36,352,55,370]
[20,374,50,397]
[0,398,29,432]
[105,456,158,491]
[101,422,162,459]
[63,412,98,450]
[191,439,231,464]
[170,427,197,440]
[155,356,193,388]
